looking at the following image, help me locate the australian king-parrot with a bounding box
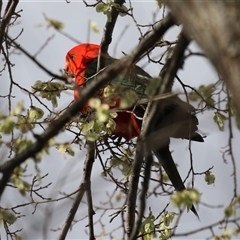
[64,43,204,217]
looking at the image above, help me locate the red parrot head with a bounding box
[64,43,100,81]
[65,43,100,101]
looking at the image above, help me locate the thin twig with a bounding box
[0,0,19,50]
[58,141,95,240]
[6,35,67,82]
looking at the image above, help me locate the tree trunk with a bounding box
[163,1,240,115]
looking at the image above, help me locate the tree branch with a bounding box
[58,141,95,240]
[128,30,190,239]
[98,0,125,70]
[0,0,19,50]
[6,35,67,82]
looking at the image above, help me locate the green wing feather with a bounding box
[84,56,151,97]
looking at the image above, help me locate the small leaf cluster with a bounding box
[110,147,135,177]
[104,84,139,109]
[32,80,66,108]
[0,102,45,136]
[188,83,215,108]
[158,212,176,240]
[11,166,30,196]
[96,1,128,22]
[90,21,99,33]
[0,209,17,226]
[119,89,138,109]
[170,188,200,211]
[8,137,54,194]
[188,84,240,131]
[17,106,44,133]
[45,18,64,30]
[0,101,58,193]
[140,212,156,240]
[213,112,227,131]
[0,102,24,134]
[214,228,240,240]
[56,142,75,157]
[224,195,240,218]
[204,171,215,185]
[79,97,117,141]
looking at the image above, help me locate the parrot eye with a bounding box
[69,54,75,60]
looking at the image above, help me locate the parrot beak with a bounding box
[64,62,75,78]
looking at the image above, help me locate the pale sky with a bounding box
[1,1,240,239]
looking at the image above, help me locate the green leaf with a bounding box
[66,146,75,156]
[236,195,240,204]
[103,85,117,97]
[90,21,99,33]
[109,111,118,119]
[29,106,44,121]
[159,212,176,240]
[57,143,75,157]
[12,138,33,153]
[171,188,200,210]
[118,5,128,17]
[32,80,64,107]
[46,18,64,30]
[106,118,116,132]
[86,132,99,142]
[11,101,24,115]
[1,210,17,225]
[198,83,215,109]
[89,98,101,108]
[204,171,215,185]
[145,77,161,97]
[122,164,131,177]
[188,91,201,102]
[96,3,108,13]
[119,90,138,109]
[163,212,175,227]
[32,80,45,91]
[16,115,34,133]
[11,167,30,196]
[140,212,155,240]
[81,121,95,135]
[213,112,227,131]
[115,193,121,202]
[0,117,15,134]
[224,205,235,218]
[96,104,110,122]
[51,95,58,108]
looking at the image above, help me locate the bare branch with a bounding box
[0,0,19,49]
[6,35,67,82]
[98,0,125,70]
[58,142,95,240]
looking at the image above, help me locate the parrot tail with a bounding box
[154,146,199,219]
